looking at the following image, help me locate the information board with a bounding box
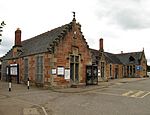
[65,68,70,79]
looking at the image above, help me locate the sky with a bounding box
[0,0,150,64]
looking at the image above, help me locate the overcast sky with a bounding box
[1,0,150,64]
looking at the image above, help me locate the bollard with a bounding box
[27,78,29,90]
[9,78,11,92]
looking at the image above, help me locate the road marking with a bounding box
[86,87,150,99]
[122,91,134,96]
[140,92,150,98]
[11,98,48,115]
[122,90,150,98]
[130,91,145,98]
[115,83,123,85]
[91,91,123,97]
[87,88,150,99]
[42,107,48,115]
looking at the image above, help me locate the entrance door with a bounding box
[86,65,98,85]
[101,62,105,78]
[70,55,79,83]
[115,65,118,79]
[7,64,19,84]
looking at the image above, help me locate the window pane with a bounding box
[70,55,74,63]
[75,63,79,81]
[75,56,79,63]
[36,56,43,83]
[70,63,74,81]
[24,58,28,81]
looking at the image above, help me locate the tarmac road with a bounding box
[0,77,150,115]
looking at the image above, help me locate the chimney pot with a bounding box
[15,28,21,46]
[99,38,104,51]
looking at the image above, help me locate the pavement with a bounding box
[49,77,149,93]
[0,77,149,94]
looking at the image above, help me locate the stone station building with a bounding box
[1,15,147,87]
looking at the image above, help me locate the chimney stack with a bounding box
[99,38,104,52]
[15,28,21,46]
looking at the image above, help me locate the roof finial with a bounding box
[72,11,76,22]
[72,11,75,18]
[142,47,144,52]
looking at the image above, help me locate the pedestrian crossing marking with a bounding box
[122,90,150,98]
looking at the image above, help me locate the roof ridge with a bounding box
[22,23,71,43]
[115,51,142,55]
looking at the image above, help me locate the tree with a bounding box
[0,21,6,43]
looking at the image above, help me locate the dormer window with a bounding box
[129,56,135,62]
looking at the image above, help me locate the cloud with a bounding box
[113,8,150,30]
[0,37,13,57]
[96,0,150,30]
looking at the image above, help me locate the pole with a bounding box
[17,64,19,84]
[9,77,11,92]
[27,78,29,90]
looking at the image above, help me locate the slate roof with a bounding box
[21,24,71,56]
[104,52,122,64]
[2,23,73,60]
[90,49,143,65]
[90,49,100,64]
[116,52,143,65]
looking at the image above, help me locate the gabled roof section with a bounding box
[2,23,72,60]
[89,49,144,65]
[90,49,100,64]
[104,52,122,64]
[21,23,71,56]
[2,19,90,60]
[90,49,122,64]
[116,51,143,65]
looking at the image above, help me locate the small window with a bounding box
[129,56,135,62]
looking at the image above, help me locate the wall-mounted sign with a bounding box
[51,68,56,75]
[9,64,18,75]
[10,67,17,75]
[57,66,64,76]
[6,67,9,75]
[65,68,70,80]
[136,65,142,70]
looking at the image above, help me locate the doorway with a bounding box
[115,65,118,79]
[101,62,105,78]
[86,65,98,85]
